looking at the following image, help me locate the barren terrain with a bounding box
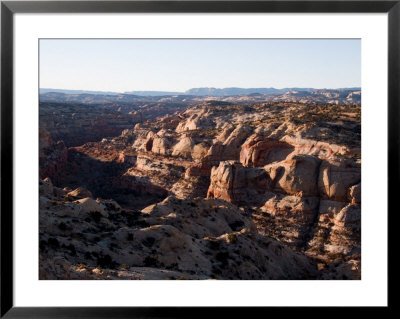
[39,89,361,280]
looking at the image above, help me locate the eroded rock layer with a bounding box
[40,100,361,279]
[40,180,317,280]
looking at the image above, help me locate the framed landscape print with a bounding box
[1,0,395,316]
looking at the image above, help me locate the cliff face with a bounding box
[39,100,361,279]
[207,156,361,264]
[39,128,68,182]
[39,102,140,147]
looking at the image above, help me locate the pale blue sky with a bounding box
[39,39,361,92]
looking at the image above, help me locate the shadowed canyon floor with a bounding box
[39,98,361,280]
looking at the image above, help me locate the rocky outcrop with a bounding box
[208,154,321,249]
[349,183,361,205]
[307,200,360,262]
[116,152,137,165]
[172,136,195,158]
[39,129,68,182]
[39,128,53,152]
[40,102,139,147]
[207,125,252,163]
[281,135,350,159]
[208,155,322,204]
[318,160,361,202]
[67,187,93,199]
[207,152,360,268]
[39,182,318,280]
[151,136,172,156]
[265,155,321,197]
[240,134,294,167]
[41,99,361,280]
[207,161,270,205]
[75,197,108,217]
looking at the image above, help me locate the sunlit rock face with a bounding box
[240,134,294,167]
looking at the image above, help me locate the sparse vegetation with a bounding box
[89,211,102,223]
[227,233,237,244]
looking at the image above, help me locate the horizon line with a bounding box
[40,86,362,94]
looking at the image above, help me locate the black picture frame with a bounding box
[0,0,396,317]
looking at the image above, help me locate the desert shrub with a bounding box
[143,256,157,267]
[212,266,222,275]
[142,237,155,248]
[216,251,230,265]
[66,244,76,256]
[134,219,150,228]
[229,220,245,231]
[165,263,179,270]
[105,202,119,211]
[110,242,121,250]
[227,233,237,243]
[207,240,220,251]
[89,211,102,223]
[39,240,47,251]
[97,254,113,268]
[120,264,129,270]
[84,251,92,259]
[58,222,67,231]
[47,237,60,249]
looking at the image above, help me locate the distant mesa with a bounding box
[39,87,361,107]
[185,87,300,96]
[39,88,121,95]
[40,86,361,97]
[123,90,182,96]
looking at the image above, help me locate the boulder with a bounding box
[39,128,53,151]
[67,187,93,199]
[348,182,361,205]
[75,197,108,217]
[334,204,361,229]
[207,124,251,162]
[39,178,54,196]
[172,136,195,158]
[207,161,270,204]
[318,160,360,202]
[152,136,172,155]
[265,155,321,197]
[262,195,319,220]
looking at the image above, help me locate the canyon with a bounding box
[39,89,361,280]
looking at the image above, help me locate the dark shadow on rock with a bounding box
[48,149,169,210]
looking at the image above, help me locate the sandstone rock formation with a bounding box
[240,134,294,167]
[39,99,361,280]
[39,128,68,182]
[39,181,318,280]
[40,102,139,147]
[67,187,93,199]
